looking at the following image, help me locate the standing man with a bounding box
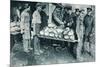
[83,7,94,54]
[20,4,31,52]
[71,8,80,40]
[32,3,44,55]
[10,15,21,51]
[63,6,73,28]
[10,5,22,51]
[76,10,85,61]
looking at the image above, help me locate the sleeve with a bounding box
[32,12,37,24]
[20,13,25,33]
[52,8,64,25]
[16,9,20,21]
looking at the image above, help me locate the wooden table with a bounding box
[37,35,78,43]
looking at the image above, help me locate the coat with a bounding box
[20,9,31,39]
[83,14,94,38]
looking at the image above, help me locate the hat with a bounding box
[36,3,46,9]
[79,9,85,12]
[36,3,42,7]
[87,7,92,11]
[75,8,79,12]
[53,3,63,8]
[64,6,72,10]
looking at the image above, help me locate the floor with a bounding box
[10,40,95,67]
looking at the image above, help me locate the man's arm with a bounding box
[52,9,64,25]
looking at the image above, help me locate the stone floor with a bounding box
[10,41,95,67]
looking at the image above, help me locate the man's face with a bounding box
[56,7,62,12]
[65,8,68,13]
[28,6,30,10]
[37,6,42,12]
[81,11,84,14]
[18,6,22,10]
[76,11,79,15]
[68,10,72,14]
[87,10,92,15]
[24,4,29,9]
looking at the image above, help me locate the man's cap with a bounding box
[64,6,72,10]
[87,7,92,11]
[75,8,80,12]
[36,3,46,9]
[52,3,63,8]
[79,9,85,12]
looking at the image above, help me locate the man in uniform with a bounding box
[83,7,94,54]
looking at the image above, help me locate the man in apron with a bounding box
[20,4,31,52]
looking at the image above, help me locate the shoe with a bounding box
[77,56,84,62]
[28,47,33,50]
[34,52,40,55]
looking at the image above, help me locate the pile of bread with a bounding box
[39,25,75,40]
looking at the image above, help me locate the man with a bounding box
[63,6,73,28]
[32,4,43,36]
[52,3,64,28]
[72,9,80,28]
[11,5,21,22]
[10,15,21,51]
[10,5,22,51]
[83,7,94,54]
[63,6,78,57]
[76,9,85,61]
[40,5,48,30]
[20,4,31,52]
[32,3,45,55]
[71,8,81,40]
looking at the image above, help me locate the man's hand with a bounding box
[60,21,64,25]
[21,29,24,34]
[59,24,65,28]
